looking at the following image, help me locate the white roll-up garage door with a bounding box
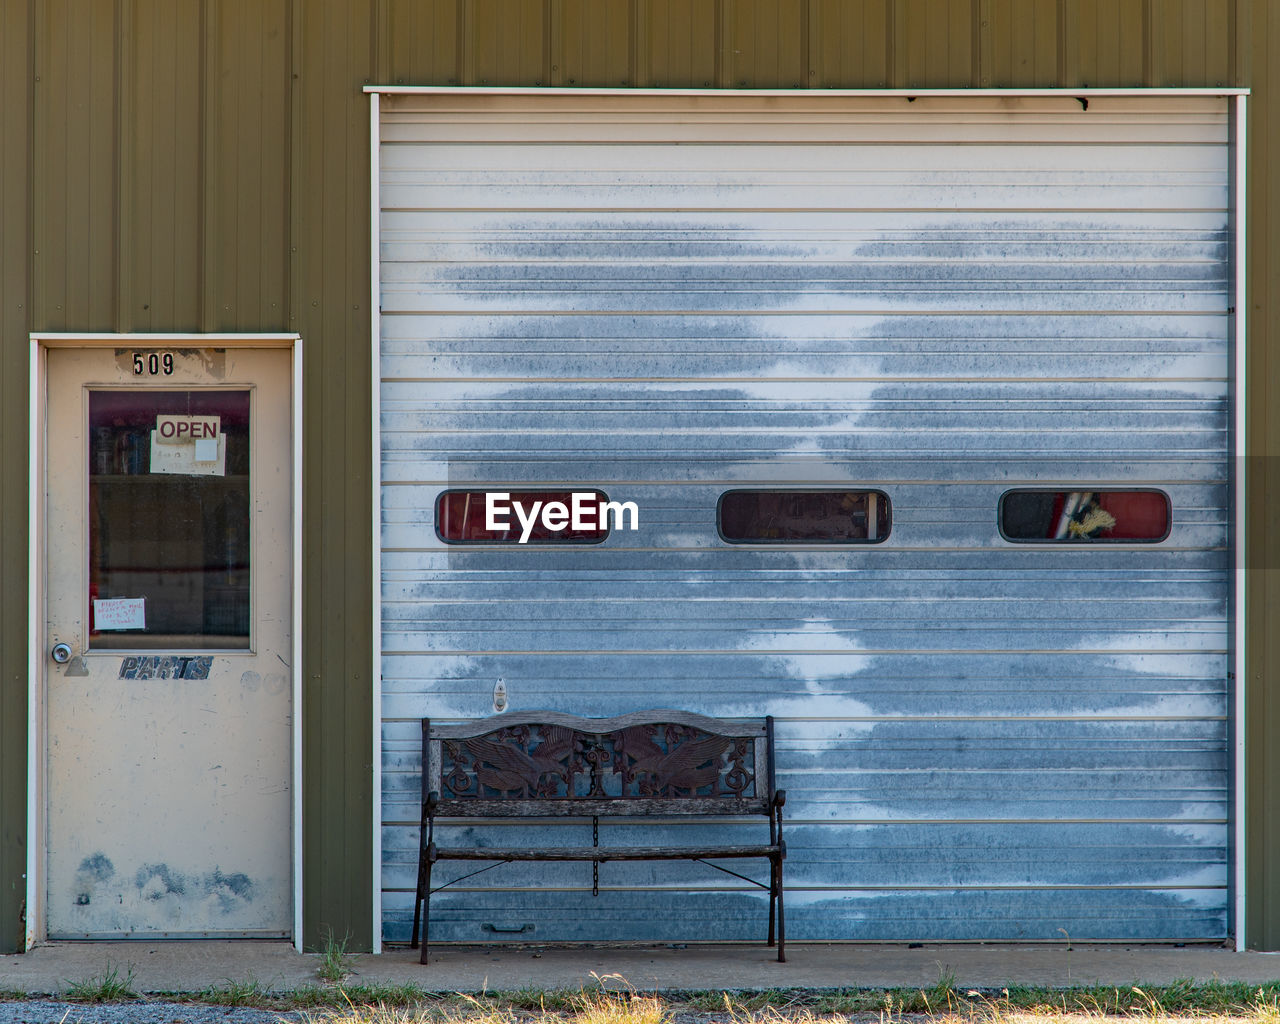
[376,93,1234,944]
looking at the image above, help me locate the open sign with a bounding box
[155,415,220,445]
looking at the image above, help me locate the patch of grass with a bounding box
[490,985,583,1012]
[121,976,1280,1021]
[317,927,356,984]
[318,991,530,1024]
[804,988,885,1014]
[569,974,665,1024]
[1250,987,1280,1024]
[64,962,138,1002]
[902,965,960,1015]
[631,979,1280,1022]
[981,981,1280,1017]
[294,984,443,1009]
[684,989,806,1014]
[196,975,273,1007]
[308,1001,444,1024]
[306,976,668,1024]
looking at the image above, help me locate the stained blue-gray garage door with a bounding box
[375,92,1234,945]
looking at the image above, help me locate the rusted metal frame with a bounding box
[414,856,515,964]
[764,715,785,956]
[410,720,434,951]
[435,798,769,816]
[427,859,513,892]
[428,844,782,860]
[690,857,772,890]
[428,709,768,742]
[769,785,787,961]
[435,717,767,807]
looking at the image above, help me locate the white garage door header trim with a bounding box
[366,85,1248,96]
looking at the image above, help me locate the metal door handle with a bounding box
[51,642,72,664]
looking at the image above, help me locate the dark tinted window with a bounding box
[436,490,612,543]
[1000,489,1170,542]
[718,490,890,543]
[89,389,251,650]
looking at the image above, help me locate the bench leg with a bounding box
[775,859,786,963]
[419,858,434,965]
[767,857,777,948]
[411,842,428,950]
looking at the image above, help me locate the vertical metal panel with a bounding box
[464,0,547,87]
[1152,0,1234,88]
[204,0,291,331]
[121,0,202,332]
[382,0,460,85]
[292,0,377,952]
[377,93,1233,943]
[0,0,32,957]
[811,0,891,88]
[723,0,808,89]
[643,0,718,88]
[984,0,1059,87]
[558,0,633,88]
[892,0,978,88]
[33,0,118,330]
[1062,0,1146,87]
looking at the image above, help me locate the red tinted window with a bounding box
[1000,490,1170,542]
[435,490,612,543]
[718,490,891,543]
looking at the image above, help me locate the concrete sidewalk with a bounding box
[3,942,1280,996]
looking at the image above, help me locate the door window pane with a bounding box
[718,490,891,543]
[88,390,251,649]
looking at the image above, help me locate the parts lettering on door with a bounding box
[118,655,213,680]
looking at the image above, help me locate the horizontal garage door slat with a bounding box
[378,94,1232,943]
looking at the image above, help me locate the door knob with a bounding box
[51,642,72,664]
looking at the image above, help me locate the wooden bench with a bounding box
[410,710,786,963]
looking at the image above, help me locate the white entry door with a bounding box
[43,345,293,938]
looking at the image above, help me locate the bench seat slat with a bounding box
[430,844,782,862]
[434,798,771,817]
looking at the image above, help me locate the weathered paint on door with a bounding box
[44,346,292,938]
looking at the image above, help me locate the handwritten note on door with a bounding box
[93,598,145,631]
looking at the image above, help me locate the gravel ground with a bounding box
[0,1003,313,1024]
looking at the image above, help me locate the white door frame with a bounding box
[27,332,303,949]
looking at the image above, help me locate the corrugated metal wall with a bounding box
[377,92,1232,942]
[0,0,33,953]
[4,0,1280,953]
[0,0,376,952]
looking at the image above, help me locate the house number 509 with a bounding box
[133,352,174,376]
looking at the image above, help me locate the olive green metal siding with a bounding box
[2,0,1279,953]
[0,0,375,953]
[1,0,32,956]
[1243,0,1280,957]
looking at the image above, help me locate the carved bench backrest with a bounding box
[424,710,775,818]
